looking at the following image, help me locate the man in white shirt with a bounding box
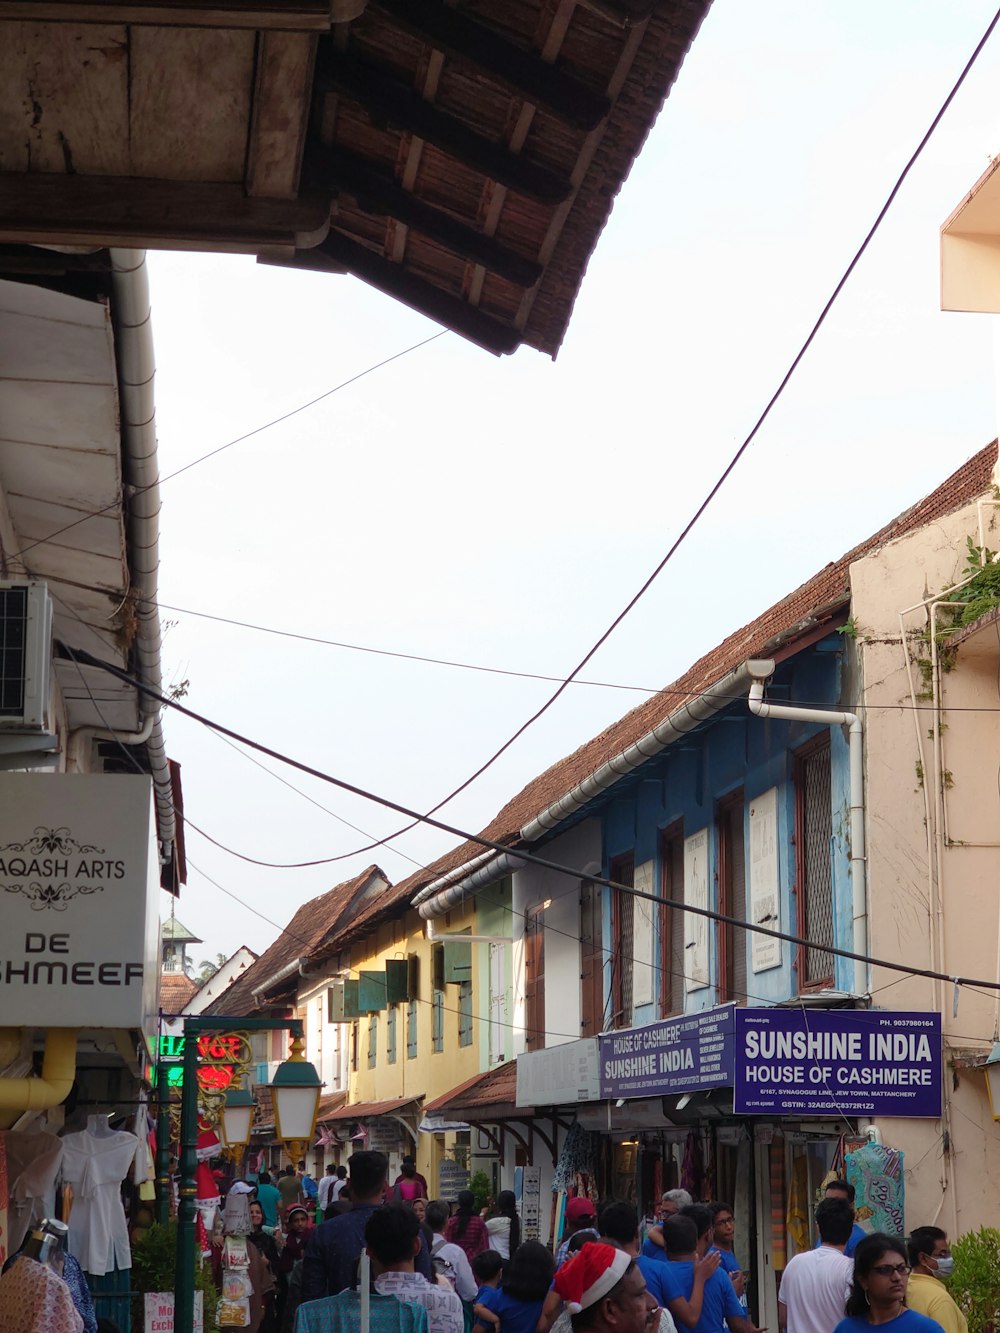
[370,1204,464,1333]
[317,1165,339,1213]
[778,1200,855,1333]
[425,1199,478,1301]
[331,1165,349,1202]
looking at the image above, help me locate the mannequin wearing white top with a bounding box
[62,1117,138,1278]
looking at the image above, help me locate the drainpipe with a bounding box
[251,956,318,1005]
[68,250,174,860]
[424,918,511,945]
[0,1030,78,1127]
[746,661,868,996]
[415,850,524,921]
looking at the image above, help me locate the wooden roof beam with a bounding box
[316,47,572,206]
[373,0,611,131]
[261,230,521,356]
[0,0,331,27]
[0,175,330,253]
[305,144,542,288]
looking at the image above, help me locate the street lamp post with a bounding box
[173,1014,321,1333]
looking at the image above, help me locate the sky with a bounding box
[149,0,1000,969]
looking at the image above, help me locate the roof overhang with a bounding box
[941,156,1000,313]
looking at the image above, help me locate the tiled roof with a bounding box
[424,1061,520,1117]
[321,1096,422,1122]
[202,865,390,1016]
[160,971,199,1012]
[391,441,999,897]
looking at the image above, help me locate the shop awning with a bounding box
[424,1061,525,1121]
[316,1091,348,1121]
[321,1095,423,1122]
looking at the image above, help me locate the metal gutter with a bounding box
[519,659,760,843]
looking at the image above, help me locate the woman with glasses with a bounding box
[834,1235,945,1333]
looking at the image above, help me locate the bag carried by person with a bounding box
[430,1237,458,1289]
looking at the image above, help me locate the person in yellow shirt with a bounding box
[906,1227,967,1333]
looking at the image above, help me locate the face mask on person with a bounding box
[934,1255,954,1278]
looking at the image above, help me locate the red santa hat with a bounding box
[553,1242,633,1315]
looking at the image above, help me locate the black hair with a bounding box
[680,1203,714,1240]
[349,1150,389,1199]
[496,1189,521,1255]
[258,1171,271,1184]
[365,1204,420,1266]
[816,1199,854,1247]
[908,1227,947,1269]
[284,1166,296,1176]
[826,1178,856,1205]
[662,1215,699,1257]
[710,1202,734,1221]
[326,1165,337,1175]
[472,1250,504,1284]
[452,1188,476,1240]
[336,1165,348,1178]
[568,1231,591,1255]
[845,1234,908,1317]
[503,1240,555,1302]
[401,1159,416,1179]
[426,1200,451,1233]
[599,1202,638,1248]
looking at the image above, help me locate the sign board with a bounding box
[516,1038,600,1107]
[734,1010,942,1118]
[366,1120,401,1155]
[438,1158,470,1199]
[748,788,781,973]
[0,775,159,1029]
[599,1005,736,1100]
[519,1165,541,1241]
[144,1292,203,1333]
[683,830,709,990]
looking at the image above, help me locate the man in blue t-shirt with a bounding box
[638,1212,759,1333]
[813,1180,867,1258]
[710,1201,748,1315]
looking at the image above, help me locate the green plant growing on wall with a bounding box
[130,1221,219,1329]
[937,537,1000,632]
[950,1227,1000,1333]
[469,1169,492,1211]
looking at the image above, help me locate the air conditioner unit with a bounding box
[0,580,52,730]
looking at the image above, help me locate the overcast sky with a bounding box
[150,0,1000,968]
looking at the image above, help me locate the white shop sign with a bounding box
[145,1291,203,1332]
[0,774,160,1029]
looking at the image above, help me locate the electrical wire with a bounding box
[279,4,1000,865]
[60,642,1000,996]
[10,329,448,563]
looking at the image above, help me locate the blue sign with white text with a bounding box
[734,1009,942,1118]
[599,1004,736,1100]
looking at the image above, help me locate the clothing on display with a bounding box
[3,1130,65,1254]
[0,1254,84,1333]
[61,1119,138,1277]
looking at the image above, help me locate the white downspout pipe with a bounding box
[746,662,868,996]
[424,919,511,945]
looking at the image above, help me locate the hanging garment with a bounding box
[786,1153,809,1258]
[846,1143,905,1238]
[3,1131,64,1255]
[61,1128,138,1277]
[0,1255,83,1333]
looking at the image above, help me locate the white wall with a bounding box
[512,819,602,1052]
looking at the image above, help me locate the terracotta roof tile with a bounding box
[424,1061,519,1116]
[159,971,199,1011]
[393,441,999,895]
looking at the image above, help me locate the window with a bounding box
[458,980,473,1047]
[387,1006,397,1064]
[350,1021,358,1072]
[610,852,635,1029]
[795,737,835,988]
[717,793,747,1004]
[406,1000,418,1059]
[524,904,545,1051]
[488,942,506,1064]
[659,824,685,1017]
[367,1013,378,1069]
[580,880,603,1037]
[432,989,444,1052]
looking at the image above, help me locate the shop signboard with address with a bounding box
[0,774,159,1030]
[599,1004,735,1100]
[734,1009,942,1118]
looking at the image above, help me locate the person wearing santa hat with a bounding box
[552,1242,660,1333]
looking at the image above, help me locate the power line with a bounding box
[11,329,448,563]
[61,643,1000,996]
[221,6,1000,867]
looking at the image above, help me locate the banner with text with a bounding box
[734,1009,942,1118]
[599,1005,735,1100]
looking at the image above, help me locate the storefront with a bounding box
[600,1004,942,1330]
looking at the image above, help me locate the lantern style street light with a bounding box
[220,1087,255,1152]
[269,1032,323,1164]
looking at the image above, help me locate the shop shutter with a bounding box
[580,880,603,1036]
